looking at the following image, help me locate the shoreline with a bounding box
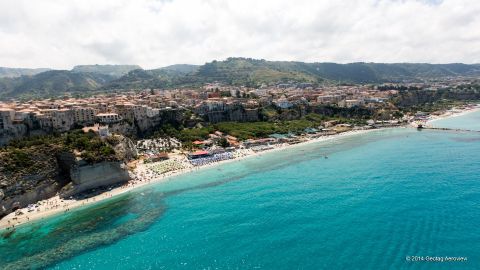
[427,105,480,125]
[0,127,388,231]
[3,102,478,231]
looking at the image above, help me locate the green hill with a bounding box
[72,65,142,78]
[104,58,322,89]
[159,64,200,74]
[107,58,480,89]
[103,68,199,90]
[1,59,480,99]
[0,70,115,99]
[0,67,50,78]
[194,58,319,86]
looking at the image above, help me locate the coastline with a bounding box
[0,127,388,231]
[427,105,480,125]
[3,102,478,231]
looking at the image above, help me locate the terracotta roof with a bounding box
[191,150,209,155]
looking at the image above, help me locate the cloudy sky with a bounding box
[0,0,479,69]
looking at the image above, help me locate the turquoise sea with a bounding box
[1,111,480,269]
[429,109,480,131]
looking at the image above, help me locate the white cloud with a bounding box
[0,0,479,69]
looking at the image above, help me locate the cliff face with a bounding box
[114,135,138,161]
[0,125,28,146]
[134,108,186,137]
[0,148,72,219]
[0,134,137,219]
[59,135,136,197]
[0,182,60,218]
[392,88,480,108]
[60,161,130,198]
[1,157,132,217]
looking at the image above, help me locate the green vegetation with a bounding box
[3,59,480,99]
[213,114,351,140]
[0,131,125,205]
[151,112,366,145]
[0,67,50,78]
[0,70,115,99]
[0,145,57,175]
[392,88,480,112]
[260,107,279,119]
[2,149,34,172]
[215,122,281,140]
[116,59,480,89]
[174,126,215,143]
[72,65,142,77]
[62,130,118,163]
[160,64,200,74]
[195,58,319,86]
[0,144,62,202]
[4,130,118,166]
[218,137,230,147]
[102,68,200,90]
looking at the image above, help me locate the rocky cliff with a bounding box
[0,146,71,218]
[114,135,138,161]
[60,161,130,198]
[56,135,137,198]
[0,133,138,219]
[0,182,61,218]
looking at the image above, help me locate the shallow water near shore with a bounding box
[2,113,480,269]
[429,108,480,131]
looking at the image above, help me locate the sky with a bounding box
[0,0,479,69]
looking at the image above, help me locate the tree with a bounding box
[218,137,230,148]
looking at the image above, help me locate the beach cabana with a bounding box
[187,150,211,160]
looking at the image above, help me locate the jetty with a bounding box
[421,126,480,133]
[411,121,480,133]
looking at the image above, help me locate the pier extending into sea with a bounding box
[420,126,480,133]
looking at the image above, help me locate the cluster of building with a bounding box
[0,93,185,144]
[2,78,471,145]
[190,83,401,124]
[0,84,382,134]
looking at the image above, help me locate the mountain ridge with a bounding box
[0,67,51,78]
[1,58,480,99]
[72,65,142,78]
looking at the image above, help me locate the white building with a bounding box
[133,105,148,120]
[317,95,343,104]
[96,113,122,123]
[73,107,97,124]
[273,96,293,109]
[39,109,75,131]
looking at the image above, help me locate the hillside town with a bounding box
[3,0,480,268]
[4,77,475,144]
[1,77,479,229]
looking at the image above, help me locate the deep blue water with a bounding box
[1,112,480,269]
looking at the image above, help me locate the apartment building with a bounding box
[73,107,97,124]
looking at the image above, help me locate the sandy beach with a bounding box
[0,128,390,231]
[427,105,480,125]
[6,103,479,231]
[8,103,478,231]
